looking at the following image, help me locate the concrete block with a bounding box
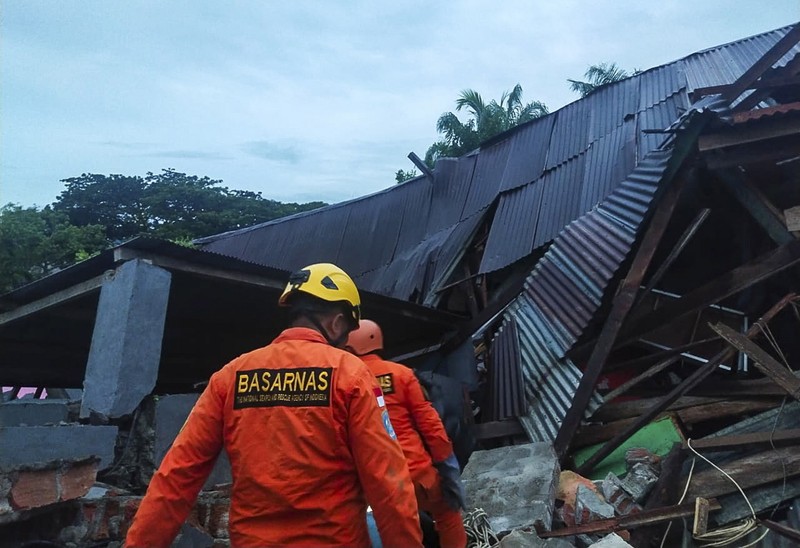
[498,529,574,548]
[619,463,658,503]
[462,442,559,533]
[81,260,171,419]
[154,394,231,489]
[575,484,614,525]
[0,399,69,426]
[589,532,634,547]
[0,425,118,469]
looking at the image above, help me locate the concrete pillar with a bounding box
[81,259,171,419]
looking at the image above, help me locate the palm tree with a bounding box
[424,84,549,166]
[568,62,634,97]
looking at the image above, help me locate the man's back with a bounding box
[126,327,421,547]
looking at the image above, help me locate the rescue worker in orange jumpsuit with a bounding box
[126,264,422,548]
[346,320,468,548]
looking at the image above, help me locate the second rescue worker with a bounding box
[347,320,468,548]
[125,263,422,547]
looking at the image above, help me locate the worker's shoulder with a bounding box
[380,359,417,380]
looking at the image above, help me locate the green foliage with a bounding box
[395,169,419,184]
[55,169,326,242]
[568,62,637,98]
[0,204,106,292]
[424,84,549,166]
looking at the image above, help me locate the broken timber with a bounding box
[711,322,800,401]
[576,293,798,475]
[538,499,721,538]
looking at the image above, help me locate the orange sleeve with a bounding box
[403,369,454,463]
[126,372,226,547]
[347,369,423,548]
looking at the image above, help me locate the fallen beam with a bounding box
[576,293,797,474]
[686,446,800,499]
[711,322,800,401]
[760,519,800,542]
[687,429,800,452]
[575,400,778,449]
[539,499,721,538]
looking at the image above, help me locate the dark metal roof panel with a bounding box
[487,316,526,421]
[429,155,478,230]
[461,139,512,218]
[682,25,800,91]
[394,177,434,254]
[579,118,637,213]
[636,63,686,111]
[498,114,557,192]
[545,99,592,170]
[479,180,544,274]
[337,193,404,276]
[587,77,640,143]
[533,155,588,248]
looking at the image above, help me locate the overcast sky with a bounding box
[2,1,798,208]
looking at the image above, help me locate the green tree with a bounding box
[568,62,636,97]
[0,204,106,292]
[395,169,418,184]
[424,84,549,166]
[54,169,326,242]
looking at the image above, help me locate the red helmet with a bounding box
[346,319,383,356]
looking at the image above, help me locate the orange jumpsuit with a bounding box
[126,328,422,548]
[361,354,467,548]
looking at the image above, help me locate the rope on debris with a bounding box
[660,440,769,547]
[464,508,500,548]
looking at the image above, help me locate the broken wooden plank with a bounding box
[601,354,684,404]
[711,322,800,401]
[575,400,779,449]
[575,293,797,475]
[593,396,728,422]
[690,377,792,398]
[570,243,800,362]
[687,429,800,452]
[692,497,711,536]
[686,446,800,499]
[538,499,721,538]
[605,337,720,372]
[553,170,693,462]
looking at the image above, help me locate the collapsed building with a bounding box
[2,22,800,547]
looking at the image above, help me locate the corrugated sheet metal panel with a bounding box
[503,296,603,443]
[587,77,639,143]
[394,177,434,254]
[337,193,404,276]
[682,26,800,91]
[637,91,691,161]
[636,63,685,112]
[579,118,636,213]
[545,99,591,170]
[430,155,477,229]
[487,316,526,421]
[461,139,512,218]
[498,114,556,192]
[478,180,544,274]
[428,210,486,295]
[533,155,588,248]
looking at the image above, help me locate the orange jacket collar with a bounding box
[273,327,329,345]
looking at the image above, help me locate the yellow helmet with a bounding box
[279,263,361,324]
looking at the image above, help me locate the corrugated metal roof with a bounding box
[487,316,526,421]
[196,24,797,303]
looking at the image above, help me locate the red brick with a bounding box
[59,461,98,501]
[9,469,58,510]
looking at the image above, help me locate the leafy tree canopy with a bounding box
[568,62,639,97]
[424,84,549,167]
[54,169,326,242]
[0,204,106,292]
